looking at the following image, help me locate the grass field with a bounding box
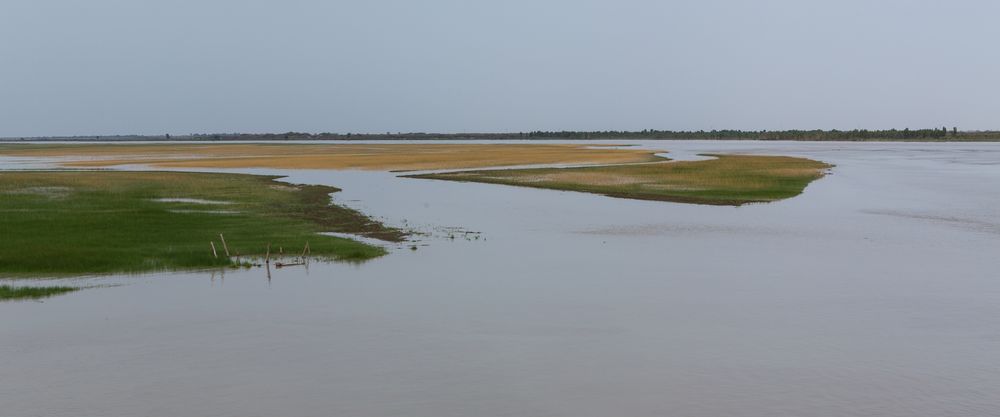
[0,285,79,300]
[0,143,665,171]
[0,171,401,276]
[408,155,832,205]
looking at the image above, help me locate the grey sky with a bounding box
[1,0,998,136]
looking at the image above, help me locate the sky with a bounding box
[1,0,998,137]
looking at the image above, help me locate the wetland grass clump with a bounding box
[408,154,832,206]
[0,285,78,301]
[0,171,403,276]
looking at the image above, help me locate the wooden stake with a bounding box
[210,241,218,258]
[219,233,230,257]
[265,243,271,264]
[300,242,308,258]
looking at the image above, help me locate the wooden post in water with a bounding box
[210,241,218,258]
[265,243,271,264]
[219,233,230,257]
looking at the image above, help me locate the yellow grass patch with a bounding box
[0,144,665,171]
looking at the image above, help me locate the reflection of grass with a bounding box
[0,171,401,276]
[0,285,78,300]
[409,155,832,206]
[0,143,665,171]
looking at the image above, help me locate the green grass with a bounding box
[0,171,404,276]
[0,285,79,300]
[409,154,832,206]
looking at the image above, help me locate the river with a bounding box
[2,141,999,416]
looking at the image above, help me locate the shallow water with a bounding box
[2,141,999,417]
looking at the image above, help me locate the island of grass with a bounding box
[0,285,79,301]
[0,171,404,276]
[408,154,832,206]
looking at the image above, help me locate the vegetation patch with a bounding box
[0,285,78,301]
[0,171,403,276]
[408,154,832,206]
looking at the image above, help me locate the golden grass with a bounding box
[409,154,832,205]
[0,144,665,171]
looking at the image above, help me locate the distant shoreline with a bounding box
[3,129,1000,142]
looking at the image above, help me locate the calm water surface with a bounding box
[2,141,999,417]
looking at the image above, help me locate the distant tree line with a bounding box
[7,128,1000,142]
[180,128,997,142]
[520,127,966,140]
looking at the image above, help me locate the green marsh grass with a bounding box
[0,285,78,300]
[0,171,402,276]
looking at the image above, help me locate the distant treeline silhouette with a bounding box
[7,128,1000,142]
[187,128,998,141]
[519,127,973,140]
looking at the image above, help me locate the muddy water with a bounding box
[2,141,999,417]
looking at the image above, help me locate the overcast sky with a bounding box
[1,0,998,136]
